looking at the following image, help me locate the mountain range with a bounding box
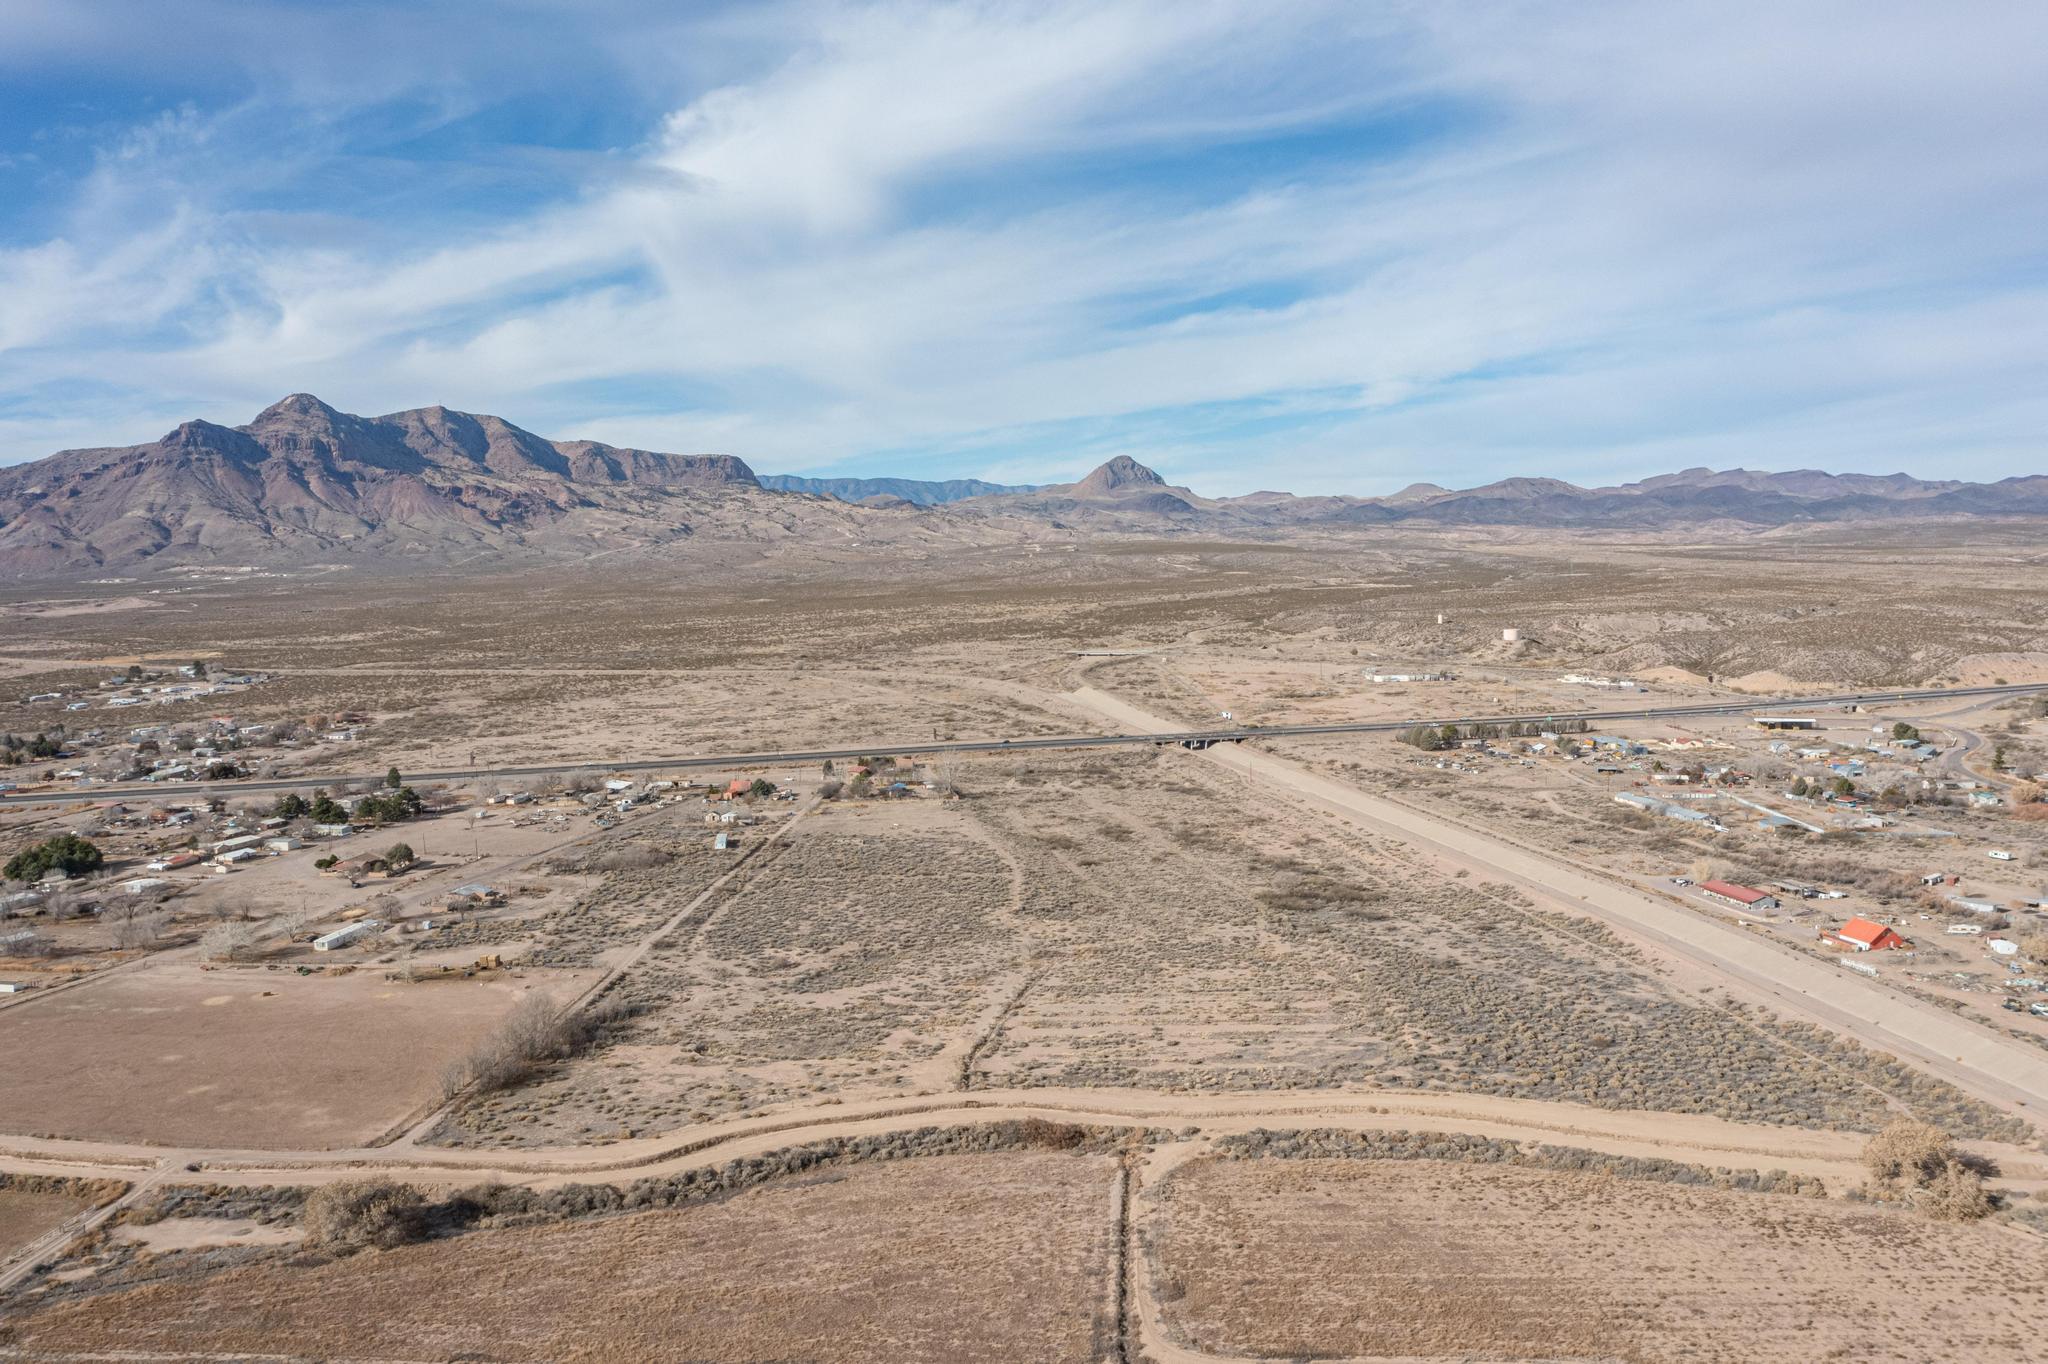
[755,473,1040,505]
[3,394,2044,579]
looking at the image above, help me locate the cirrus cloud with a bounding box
[1,0,2044,493]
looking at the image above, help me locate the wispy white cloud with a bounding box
[1,0,2044,492]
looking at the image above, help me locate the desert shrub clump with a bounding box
[1861,1119,1992,1221]
[1015,1117,1090,1149]
[1255,872,1387,921]
[590,845,671,873]
[442,993,630,1098]
[302,1178,427,1252]
[1217,1127,1828,1197]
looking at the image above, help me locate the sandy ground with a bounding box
[1951,652,2048,686]
[0,958,584,1148]
[1146,1155,2048,1363]
[10,1151,1122,1363]
[113,1218,301,1253]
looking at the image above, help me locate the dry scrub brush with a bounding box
[442,993,630,1099]
[301,1178,427,1252]
[1860,1119,1993,1221]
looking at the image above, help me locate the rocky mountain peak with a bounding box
[1072,455,1166,496]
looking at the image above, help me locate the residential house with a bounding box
[1829,917,1910,951]
[1700,880,1779,911]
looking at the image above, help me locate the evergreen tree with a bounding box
[5,833,102,883]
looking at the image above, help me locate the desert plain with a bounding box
[2,525,2048,1362]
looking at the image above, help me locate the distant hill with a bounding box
[756,473,1040,505]
[1282,466,2048,529]
[933,456,1207,525]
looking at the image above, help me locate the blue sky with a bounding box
[2,1,2044,494]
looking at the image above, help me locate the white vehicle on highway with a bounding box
[1989,850,2015,861]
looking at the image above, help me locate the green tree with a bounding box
[310,793,347,825]
[385,765,403,790]
[748,777,776,798]
[4,834,103,883]
[1791,776,1810,797]
[190,660,208,678]
[356,786,423,825]
[383,842,416,868]
[1828,776,1856,798]
[1992,745,2010,773]
[1891,721,1921,742]
[125,663,143,682]
[273,793,309,819]
[821,758,835,776]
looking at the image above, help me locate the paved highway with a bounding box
[3,681,2041,809]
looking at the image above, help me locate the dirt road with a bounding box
[6,1080,2038,1309]
[10,1083,2019,1194]
[1069,687,2048,1124]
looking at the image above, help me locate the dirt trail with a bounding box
[6,1084,2032,1197]
[1068,687,2048,1125]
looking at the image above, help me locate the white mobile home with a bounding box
[312,920,381,951]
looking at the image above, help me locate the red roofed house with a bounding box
[1700,879,1779,911]
[724,779,752,799]
[1830,917,1910,952]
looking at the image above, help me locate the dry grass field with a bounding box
[3,1150,1121,1363]
[1146,1153,2048,1363]
[0,1189,91,1262]
[0,960,574,1147]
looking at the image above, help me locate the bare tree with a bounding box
[109,909,169,950]
[198,906,315,962]
[198,920,261,961]
[206,895,256,924]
